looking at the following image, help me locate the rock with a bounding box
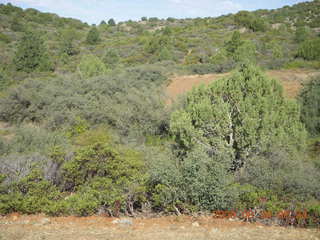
[210,228,219,234]
[12,216,18,221]
[39,218,51,225]
[192,221,200,227]
[112,218,133,226]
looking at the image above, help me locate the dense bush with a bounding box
[237,148,320,201]
[149,146,234,212]
[170,64,307,170]
[0,66,168,136]
[78,54,107,78]
[86,27,100,44]
[13,31,53,73]
[299,75,320,136]
[0,33,11,43]
[297,38,320,61]
[234,11,267,32]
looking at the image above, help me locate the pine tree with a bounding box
[13,31,52,73]
[299,75,320,136]
[86,27,100,45]
[108,18,116,26]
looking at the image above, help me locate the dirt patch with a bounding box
[166,69,319,103]
[0,214,319,240]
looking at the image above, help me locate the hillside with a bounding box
[0,0,320,232]
[166,69,320,103]
[1,1,320,87]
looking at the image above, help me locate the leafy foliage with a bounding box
[297,38,320,61]
[78,54,107,78]
[86,27,100,45]
[299,75,320,135]
[170,64,307,170]
[13,31,53,73]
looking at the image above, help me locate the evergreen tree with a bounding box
[86,27,100,45]
[170,64,307,170]
[299,75,320,136]
[225,31,243,57]
[13,31,52,73]
[108,18,116,26]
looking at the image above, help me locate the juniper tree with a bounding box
[170,64,307,170]
[86,27,100,45]
[299,75,320,136]
[13,31,52,73]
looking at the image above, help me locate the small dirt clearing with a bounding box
[166,69,319,103]
[0,214,319,240]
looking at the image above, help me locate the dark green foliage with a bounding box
[10,17,24,32]
[0,33,11,43]
[149,146,234,212]
[225,31,243,58]
[295,26,311,43]
[170,64,307,170]
[234,11,267,32]
[0,69,9,90]
[0,0,320,218]
[297,38,320,61]
[108,18,116,26]
[13,31,53,73]
[100,20,107,25]
[86,27,100,44]
[0,172,61,214]
[61,142,147,215]
[299,75,320,136]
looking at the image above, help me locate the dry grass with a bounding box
[0,214,319,240]
[166,69,320,103]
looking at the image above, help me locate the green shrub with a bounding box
[13,31,53,73]
[103,49,120,69]
[299,75,320,136]
[170,64,307,170]
[149,146,234,212]
[78,54,108,78]
[59,28,79,56]
[297,38,320,61]
[61,142,147,213]
[0,33,11,43]
[295,26,311,43]
[86,27,100,44]
[0,169,62,214]
[234,11,267,32]
[238,148,320,201]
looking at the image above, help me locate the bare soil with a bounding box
[166,69,319,103]
[0,214,319,240]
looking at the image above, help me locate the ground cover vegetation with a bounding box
[0,1,320,227]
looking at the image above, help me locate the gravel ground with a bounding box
[0,215,319,240]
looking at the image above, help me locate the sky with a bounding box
[0,0,310,24]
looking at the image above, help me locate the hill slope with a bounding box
[166,69,320,103]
